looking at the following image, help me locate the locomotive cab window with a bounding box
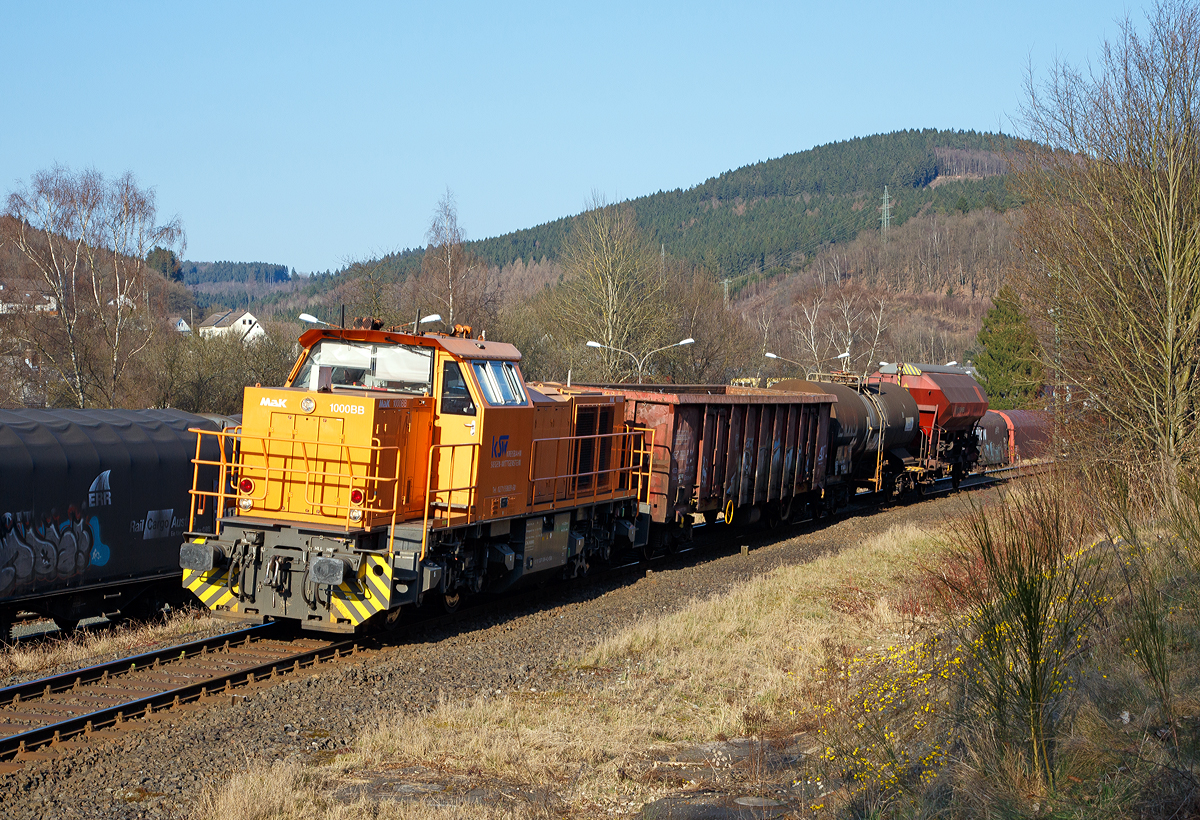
[292,340,433,395]
[472,360,527,406]
[440,361,476,415]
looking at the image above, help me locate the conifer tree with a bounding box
[973,285,1044,409]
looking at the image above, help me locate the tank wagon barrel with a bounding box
[0,409,222,638]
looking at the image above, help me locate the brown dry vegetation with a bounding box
[188,471,1200,819]
[0,609,228,682]
[190,521,952,819]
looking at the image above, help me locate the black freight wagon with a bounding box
[0,409,223,638]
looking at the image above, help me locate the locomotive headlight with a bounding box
[348,508,363,522]
[300,397,316,414]
[238,497,253,511]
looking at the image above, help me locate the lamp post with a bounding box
[585,338,695,384]
[410,313,442,333]
[764,351,805,368]
[299,312,335,327]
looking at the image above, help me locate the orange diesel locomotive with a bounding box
[178,326,654,633]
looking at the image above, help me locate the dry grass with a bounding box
[0,608,228,680]
[188,521,951,819]
[195,761,535,820]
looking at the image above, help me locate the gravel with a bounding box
[0,490,983,819]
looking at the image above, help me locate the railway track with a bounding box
[0,465,1036,763]
[0,622,358,761]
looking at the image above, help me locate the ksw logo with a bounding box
[491,435,509,458]
[260,396,288,408]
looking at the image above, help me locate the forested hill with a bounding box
[181,260,291,286]
[468,128,1015,278]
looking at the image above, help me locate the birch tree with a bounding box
[419,188,497,331]
[1014,0,1200,482]
[558,197,669,382]
[4,166,182,408]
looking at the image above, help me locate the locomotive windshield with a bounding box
[292,340,434,394]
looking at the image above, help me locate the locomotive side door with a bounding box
[431,354,483,526]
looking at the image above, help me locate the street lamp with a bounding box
[764,351,805,367]
[299,313,334,327]
[585,338,694,384]
[410,313,442,332]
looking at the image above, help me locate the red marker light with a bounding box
[239,478,254,494]
[349,488,365,505]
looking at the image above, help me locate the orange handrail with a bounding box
[187,426,405,536]
[527,427,654,510]
[420,442,480,559]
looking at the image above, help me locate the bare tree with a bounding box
[4,167,182,407]
[1013,0,1200,483]
[793,295,828,372]
[345,255,402,327]
[558,196,669,382]
[419,188,498,331]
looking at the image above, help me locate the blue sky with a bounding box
[1,1,1135,273]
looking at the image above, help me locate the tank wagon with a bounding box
[868,363,987,486]
[770,376,921,505]
[0,409,222,639]
[976,409,1052,468]
[177,327,838,633]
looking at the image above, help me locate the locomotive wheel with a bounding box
[376,607,403,633]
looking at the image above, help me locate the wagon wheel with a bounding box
[764,504,782,530]
[644,527,667,560]
[779,496,794,524]
[53,616,80,634]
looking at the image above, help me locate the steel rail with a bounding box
[0,623,277,708]
[0,623,357,760]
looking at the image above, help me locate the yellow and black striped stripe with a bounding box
[183,566,238,611]
[330,553,392,627]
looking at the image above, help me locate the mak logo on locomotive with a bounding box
[260,396,288,408]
